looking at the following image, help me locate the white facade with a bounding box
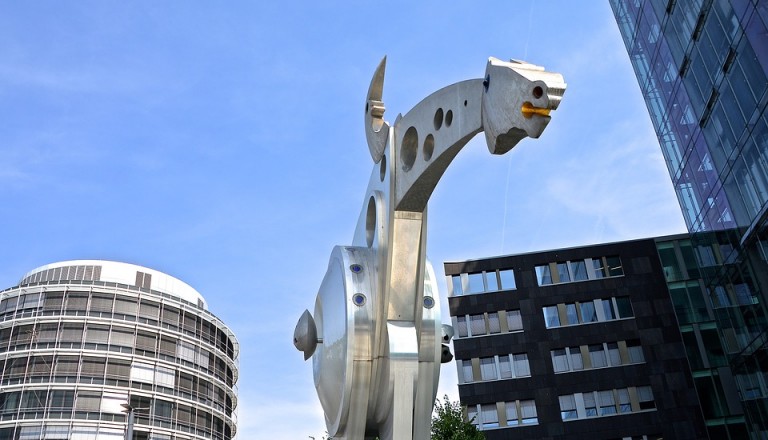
[0,261,238,440]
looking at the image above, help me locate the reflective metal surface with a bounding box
[294,56,566,440]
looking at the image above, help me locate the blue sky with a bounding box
[0,2,687,438]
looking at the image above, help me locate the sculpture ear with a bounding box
[365,56,389,164]
[293,309,318,360]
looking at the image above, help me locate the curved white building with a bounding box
[0,260,238,440]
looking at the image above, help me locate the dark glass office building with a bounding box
[610,1,768,438]
[446,237,709,440]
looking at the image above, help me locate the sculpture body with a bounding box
[294,57,566,440]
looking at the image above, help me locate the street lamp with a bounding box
[121,403,150,440]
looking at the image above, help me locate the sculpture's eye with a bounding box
[352,293,366,306]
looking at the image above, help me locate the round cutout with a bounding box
[401,126,418,171]
[423,134,435,161]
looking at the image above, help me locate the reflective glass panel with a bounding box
[506,310,523,331]
[589,344,608,368]
[580,302,597,323]
[451,275,463,296]
[469,314,485,336]
[535,265,552,286]
[543,306,560,328]
[485,272,499,291]
[570,260,588,281]
[480,357,497,380]
[569,347,583,370]
[467,273,484,294]
[559,394,577,420]
[552,349,569,372]
[513,354,530,377]
[606,256,623,276]
[499,269,516,289]
[615,297,634,318]
[565,304,578,325]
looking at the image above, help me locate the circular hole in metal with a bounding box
[532,86,543,99]
[379,154,386,182]
[423,296,435,309]
[423,134,434,161]
[401,126,418,171]
[464,100,468,107]
[350,264,363,274]
[433,108,444,130]
[352,293,366,307]
[445,110,453,127]
[365,196,376,248]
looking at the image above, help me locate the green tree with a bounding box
[431,395,485,440]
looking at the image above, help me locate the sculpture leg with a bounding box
[380,322,418,440]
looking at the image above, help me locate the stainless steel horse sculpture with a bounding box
[294,56,566,440]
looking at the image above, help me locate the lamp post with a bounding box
[121,403,150,440]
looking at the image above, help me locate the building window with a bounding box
[543,306,560,328]
[598,390,617,416]
[580,301,598,323]
[485,271,499,291]
[499,355,512,379]
[559,394,578,420]
[570,260,588,281]
[543,296,634,328]
[637,386,655,410]
[559,386,655,421]
[569,347,584,370]
[506,310,523,332]
[535,256,624,286]
[467,406,479,427]
[565,303,578,325]
[513,354,530,377]
[488,313,500,334]
[592,258,606,278]
[481,404,499,429]
[535,265,553,285]
[480,357,497,381]
[520,400,538,424]
[607,342,621,366]
[589,344,608,368]
[627,340,645,363]
[460,360,473,383]
[499,269,516,289]
[615,296,634,318]
[451,275,463,296]
[552,340,644,373]
[601,299,616,320]
[469,314,486,336]
[606,256,623,276]
[617,388,632,413]
[468,273,485,294]
[552,349,569,373]
[456,316,468,338]
[505,401,518,426]
[449,269,517,296]
[455,310,522,339]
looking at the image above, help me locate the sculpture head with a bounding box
[481,57,566,155]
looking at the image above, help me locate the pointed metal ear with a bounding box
[365,56,389,164]
[293,309,319,360]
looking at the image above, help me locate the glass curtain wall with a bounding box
[611,1,768,438]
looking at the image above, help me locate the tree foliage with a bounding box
[316,396,483,440]
[431,395,485,440]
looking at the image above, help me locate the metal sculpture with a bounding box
[293,57,566,440]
